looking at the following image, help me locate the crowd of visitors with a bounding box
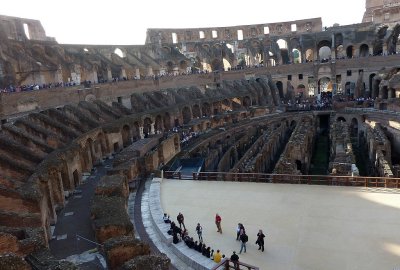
[163,211,266,268]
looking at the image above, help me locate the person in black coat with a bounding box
[256,229,266,252]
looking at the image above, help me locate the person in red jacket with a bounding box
[215,213,222,233]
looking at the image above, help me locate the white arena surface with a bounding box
[160,179,400,270]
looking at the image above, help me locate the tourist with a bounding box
[213,249,222,263]
[236,223,241,240]
[163,213,171,223]
[205,246,211,258]
[256,229,266,252]
[215,213,222,233]
[177,212,185,229]
[239,232,248,254]
[196,222,203,242]
[230,251,239,269]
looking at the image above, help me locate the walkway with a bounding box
[161,179,400,270]
[49,160,112,269]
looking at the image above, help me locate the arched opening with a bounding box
[132,122,140,141]
[114,48,125,58]
[350,118,358,137]
[122,125,131,147]
[237,30,243,40]
[202,102,211,117]
[368,73,376,98]
[242,96,251,108]
[387,25,400,55]
[172,33,178,44]
[305,49,314,62]
[166,61,174,74]
[372,77,381,98]
[292,48,302,63]
[192,104,201,118]
[222,99,231,111]
[359,44,369,57]
[23,23,30,39]
[318,77,331,93]
[96,133,107,156]
[337,116,346,122]
[345,82,351,96]
[182,106,192,124]
[155,115,163,133]
[317,40,331,61]
[143,117,152,137]
[163,113,171,130]
[346,45,354,58]
[381,85,389,99]
[277,39,289,64]
[295,160,302,172]
[335,33,343,57]
[276,81,284,99]
[336,45,345,58]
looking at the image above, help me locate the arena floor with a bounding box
[160,179,400,270]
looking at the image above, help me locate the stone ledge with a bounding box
[149,178,216,270]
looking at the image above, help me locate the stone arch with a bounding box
[368,73,376,97]
[143,117,152,137]
[305,48,314,62]
[337,116,346,122]
[132,121,140,141]
[122,124,132,147]
[276,81,284,99]
[346,45,354,58]
[155,115,163,133]
[374,26,388,55]
[359,44,369,57]
[290,38,302,63]
[242,96,251,108]
[277,39,289,64]
[202,102,211,117]
[182,106,192,124]
[166,61,175,73]
[317,40,331,61]
[387,24,400,55]
[192,104,201,118]
[372,76,381,98]
[96,132,108,157]
[163,112,171,130]
[114,47,126,58]
[335,33,343,55]
[318,77,331,93]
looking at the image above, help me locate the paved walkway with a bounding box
[161,180,400,270]
[49,160,112,269]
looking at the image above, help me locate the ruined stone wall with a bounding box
[329,120,358,175]
[273,117,316,174]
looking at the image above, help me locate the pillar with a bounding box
[150,123,155,135]
[139,126,144,139]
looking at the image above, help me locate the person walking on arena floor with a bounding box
[177,212,185,229]
[215,213,222,233]
[239,232,248,254]
[256,229,266,252]
[196,222,203,242]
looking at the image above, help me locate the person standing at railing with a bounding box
[215,213,222,233]
[230,251,239,270]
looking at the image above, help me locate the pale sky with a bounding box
[3,0,366,45]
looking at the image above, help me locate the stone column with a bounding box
[150,123,155,135]
[139,126,144,139]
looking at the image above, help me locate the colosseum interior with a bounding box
[0,0,400,269]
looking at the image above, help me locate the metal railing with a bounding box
[163,171,400,189]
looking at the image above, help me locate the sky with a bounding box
[2,0,366,45]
